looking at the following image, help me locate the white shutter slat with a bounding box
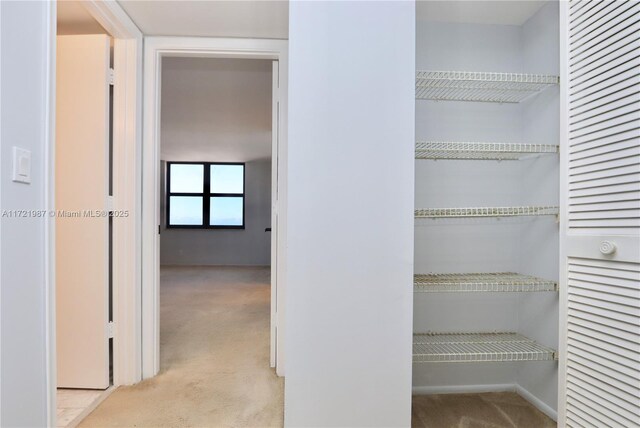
[569,2,640,57]
[567,380,639,425]
[568,170,640,189]
[570,86,640,124]
[569,84,640,118]
[568,365,640,410]
[569,107,640,138]
[568,322,639,354]
[568,181,640,198]
[566,397,617,428]
[567,354,640,395]
[570,26,640,79]
[569,86,640,118]
[568,112,640,145]
[570,163,640,182]
[569,191,639,205]
[568,298,640,324]
[568,314,639,345]
[569,137,638,157]
[570,41,640,93]
[567,336,640,380]
[569,0,618,36]
[568,260,640,277]
[565,254,640,425]
[570,48,639,93]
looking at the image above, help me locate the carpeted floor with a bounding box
[79,266,555,428]
[79,266,284,427]
[412,392,556,428]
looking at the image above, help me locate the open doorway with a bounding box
[51,2,142,426]
[78,56,284,426]
[159,57,281,425]
[55,2,115,426]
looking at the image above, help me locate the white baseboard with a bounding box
[516,384,558,422]
[412,383,516,395]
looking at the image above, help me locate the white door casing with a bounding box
[142,37,288,378]
[559,1,640,426]
[55,34,111,389]
[271,60,279,367]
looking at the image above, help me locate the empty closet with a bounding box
[413,0,640,425]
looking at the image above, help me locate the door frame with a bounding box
[45,1,143,426]
[141,36,289,379]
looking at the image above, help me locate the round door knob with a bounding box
[599,241,616,255]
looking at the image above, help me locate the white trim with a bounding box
[516,384,558,422]
[270,60,279,368]
[557,1,569,427]
[44,2,58,426]
[46,1,143,425]
[111,35,143,386]
[82,0,141,39]
[412,384,516,395]
[142,36,289,378]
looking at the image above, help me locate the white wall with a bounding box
[285,2,415,426]
[517,1,560,414]
[160,57,273,266]
[0,1,53,426]
[161,57,272,162]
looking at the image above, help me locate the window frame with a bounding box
[166,161,246,229]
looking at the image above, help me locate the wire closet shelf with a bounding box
[413,332,557,363]
[415,206,559,219]
[415,142,559,161]
[414,272,558,293]
[416,71,559,103]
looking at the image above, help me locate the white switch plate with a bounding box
[12,147,31,184]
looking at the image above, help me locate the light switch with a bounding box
[12,147,31,184]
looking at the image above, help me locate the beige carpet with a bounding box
[80,266,284,428]
[412,392,556,428]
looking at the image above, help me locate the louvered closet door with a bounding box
[562,1,640,427]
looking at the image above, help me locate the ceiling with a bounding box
[416,1,549,26]
[160,57,272,163]
[117,0,288,39]
[57,1,108,35]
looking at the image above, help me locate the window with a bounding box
[167,162,245,229]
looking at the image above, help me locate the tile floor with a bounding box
[57,389,107,428]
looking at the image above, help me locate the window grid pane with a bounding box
[169,196,203,225]
[210,197,243,226]
[169,164,204,193]
[210,164,244,194]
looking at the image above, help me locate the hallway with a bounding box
[80,266,283,427]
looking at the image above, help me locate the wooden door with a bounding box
[56,34,111,389]
[560,1,640,425]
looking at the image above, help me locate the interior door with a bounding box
[560,1,640,426]
[56,34,111,389]
[270,60,279,368]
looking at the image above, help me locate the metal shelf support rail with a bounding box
[415,141,559,161]
[414,272,558,292]
[413,332,558,363]
[416,71,559,103]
